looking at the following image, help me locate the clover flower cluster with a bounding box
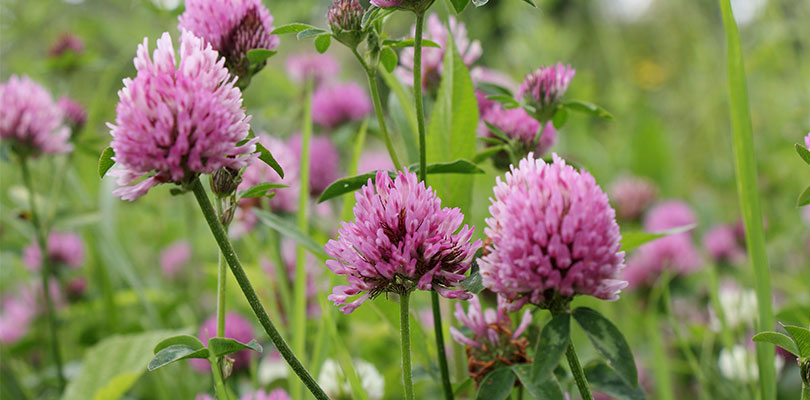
[609,176,658,221]
[518,63,575,119]
[23,232,85,272]
[1,75,72,156]
[311,82,372,129]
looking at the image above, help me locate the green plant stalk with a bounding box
[549,307,592,400]
[209,354,229,400]
[20,157,66,391]
[717,1,776,398]
[292,78,314,400]
[661,273,707,397]
[341,119,368,222]
[189,177,329,400]
[216,197,227,339]
[352,48,402,171]
[412,11,454,399]
[400,291,415,400]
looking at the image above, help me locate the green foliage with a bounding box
[238,182,287,199]
[752,332,800,357]
[512,364,564,400]
[207,338,263,358]
[475,368,515,400]
[314,34,331,54]
[255,142,284,179]
[98,147,115,178]
[621,224,697,252]
[583,361,646,400]
[532,313,570,382]
[572,307,638,387]
[245,49,277,64]
[252,209,327,259]
[783,325,810,358]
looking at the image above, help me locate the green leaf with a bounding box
[486,94,520,109]
[238,182,288,199]
[380,47,398,73]
[148,344,209,371]
[476,368,515,400]
[483,121,511,143]
[63,330,183,400]
[460,270,483,294]
[584,361,646,400]
[453,378,474,395]
[314,34,331,53]
[473,145,506,163]
[271,23,317,35]
[782,325,810,358]
[795,144,810,165]
[405,159,485,175]
[207,338,263,358]
[98,147,115,178]
[521,0,537,6]
[573,307,638,387]
[532,313,570,382]
[379,68,419,162]
[552,108,568,129]
[511,364,564,400]
[153,334,204,354]
[297,28,327,39]
[476,82,513,97]
[450,0,470,13]
[256,142,284,179]
[563,100,614,120]
[361,5,380,29]
[246,48,277,64]
[752,332,800,357]
[797,185,810,207]
[621,224,696,252]
[253,209,327,259]
[382,38,441,48]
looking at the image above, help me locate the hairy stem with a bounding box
[432,292,453,400]
[414,12,427,183]
[400,291,415,400]
[215,195,228,386]
[20,157,66,391]
[189,177,328,400]
[564,342,593,400]
[209,355,229,400]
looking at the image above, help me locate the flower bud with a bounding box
[518,63,575,122]
[328,0,366,48]
[211,167,241,197]
[58,96,86,137]
[371,0,435,13]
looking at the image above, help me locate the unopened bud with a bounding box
[328,0,366,48]
[211,167,241,197]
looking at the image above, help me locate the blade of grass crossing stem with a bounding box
[717,1,775,398]
[292,78,314,400]
[319,288,369,400]
[341,120,368,222]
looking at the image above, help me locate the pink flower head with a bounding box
[58,96,87,134]
[49,33,85,57]
[285,53,340,85]
[0,75,72,156]
[160,241,192,278]
[623,200,701,288]
[178,0,279,77]
[240,389,291,400]
[328,0,366,47]
[311,82,372,129]
[805,132,810,149]
[397,14,482,90]
[481,106,558,158]
[609,176,658,221]
[518,63,575,119]
[287,134,341,195]
[358,148,395,174]
[325,170,482,314]
[190,312,256,373]
[23,232,85,272]
[703,224,746,265]
[479,154,627,311]
[0,287,37,345]
[108,31,255,201]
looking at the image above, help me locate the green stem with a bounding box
[20,157,66,391]
[802,384,810,400]
[189,177,329,400]
[215,197,227,339]
[717,1,775,399]
[564,342,593,400]
[432,291,453,400]
[400,291,415,400]
[413,11,427,183]
[291,78,313,400]
[209,354,229,400]
[353,48,402,171]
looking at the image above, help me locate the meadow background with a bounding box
[1,0,809,398]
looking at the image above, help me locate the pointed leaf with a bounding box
[532,313,570,381]
[238,182,288,199]
[361,6,380,29]
[256,142,284,179]
[563,100,614,120]
[98,147,115,178]
[153,334,204,353]
[573,307,638,387]
[486,94,520,109]
[476,368,515,400]
[797,185,810,207]
[461,270,483,294]
[782,325,810,358]
[380,47,398,73]
[795,143,810,164]
[512,364,564,400]
[405,159,485,175]
[246,49,277,64]
[297,28,327,39]
[522,0,537,6]
[584,361,646,400]
[271,23,317,35]
[314,34,331,53]
[450,0,470,13]
[552,108,568,129]
[208,338,263,358]
[253,209,328,259]
[473,145,507,163]
[382,38,440,48]
[148,344,209,371]
[476,82,513,97]
[752,332,800,357]
[621,224,697,252]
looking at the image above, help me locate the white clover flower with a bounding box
[318,358,385,400]
[718,345,784,383]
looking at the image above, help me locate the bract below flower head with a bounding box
[518,63,575,121]
[479,154,627,311]
[324,170,482,314]
[328,0,366,48]
[0,75,72,157]
[371,0,435,13]
[108,31,255,201]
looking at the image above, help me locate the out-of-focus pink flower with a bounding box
[325,170,481,314]
[805,132,810,149]
[703,224,746,265]
[480,154,627,311]
[190,312,256,373]
[0,287,37,345]
[623,200,701,288]
[49,33,85,57]
[287,134,341,195]
[108,31,255,201]
[357,148,395,174]
[370,0,433,12]
[261,240,322,318]
[237,134,299,218]
[66,277,88,301]
[160,241,192,278]
[1,75,72,156]
[285,53,340,85]
[480,106,558,158]
[178,0,279,77]
[195,394,214,400]
[57,96,86,134]
[518,63,575,119]
[470,67,518,94]
[22,232,85,272]
[397,14,482,90]
[609,176,658,221]
[240,389,292,400]
[311,82,372,129]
